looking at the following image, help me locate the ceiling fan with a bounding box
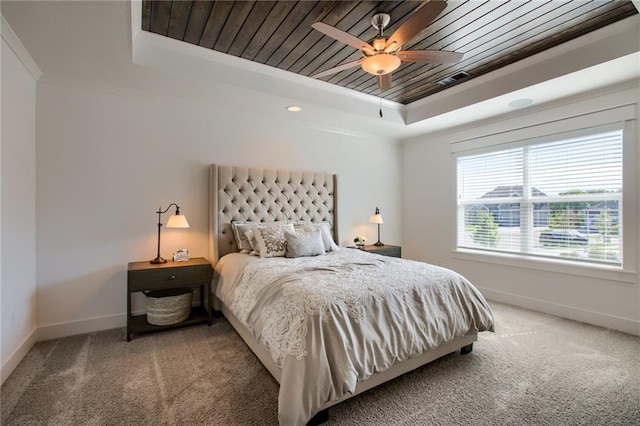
[311,0,463,91]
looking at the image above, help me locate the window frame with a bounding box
[450,105,637,283]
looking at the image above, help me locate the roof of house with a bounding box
[481,185,547,199]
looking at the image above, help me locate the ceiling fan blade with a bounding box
[312,58,365,79]
[397,50,463,63]
[311,22,374,52]
[387,0,447,50]
[377,73,393,91]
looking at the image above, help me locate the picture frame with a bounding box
[172,248,190,262]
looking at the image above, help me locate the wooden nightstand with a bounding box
[127,257,213,341]
[360,244,402,258]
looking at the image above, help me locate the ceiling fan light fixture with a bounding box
[362,54,401,75]
[372,37,387,51]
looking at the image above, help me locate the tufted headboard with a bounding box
[209,164,339,264]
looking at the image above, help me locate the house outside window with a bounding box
[456,127,623,267]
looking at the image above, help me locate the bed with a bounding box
[208,164,494,426]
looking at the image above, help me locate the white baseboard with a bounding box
[1,327,38,385]
[479,287,640,336]
[4,312,139,383]
[37,302,202,341]
[37,313,126,341]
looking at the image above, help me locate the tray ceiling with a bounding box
[141,0,638,105]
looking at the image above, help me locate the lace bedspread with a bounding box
[215,249,494,426]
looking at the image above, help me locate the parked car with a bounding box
[539,230,588,246]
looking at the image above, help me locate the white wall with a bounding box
[402,83,640,335]
[1,31,38,382]
[35,81,402,339]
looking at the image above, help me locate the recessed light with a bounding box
[286,106,302,112]
[508,98,533,108]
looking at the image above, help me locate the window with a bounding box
[456,127,623,267]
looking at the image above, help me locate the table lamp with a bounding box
[369,207,384,246]
[150,203,189,264]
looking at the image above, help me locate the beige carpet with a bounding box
[2,302,639,425]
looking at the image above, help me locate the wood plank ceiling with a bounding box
[142,1,638,105]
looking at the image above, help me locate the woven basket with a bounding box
[144,288,193,326]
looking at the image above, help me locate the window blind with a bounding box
[457,128,623,266]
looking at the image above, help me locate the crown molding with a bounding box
[1,14,42,81]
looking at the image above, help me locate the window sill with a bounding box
[452,249,637,283]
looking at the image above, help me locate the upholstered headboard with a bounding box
[209,164,339,264]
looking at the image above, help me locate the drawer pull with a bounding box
[169,275,176,280]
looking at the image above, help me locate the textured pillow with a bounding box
[232,221,290,254]
[252,224,295,258]
[243,229,258,256]
[286,230,326,258]
[231,221,257,254]
[293,222,340,252]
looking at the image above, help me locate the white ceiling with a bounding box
[2,1,639,143]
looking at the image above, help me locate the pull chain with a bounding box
[379,97,383,118]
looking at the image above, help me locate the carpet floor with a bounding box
[2,302,639,425]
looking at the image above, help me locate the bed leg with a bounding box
[460,343,473,355]
[307,409,329,426]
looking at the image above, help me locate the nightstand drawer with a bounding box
[362,244,402,258]
[128,264,211,292]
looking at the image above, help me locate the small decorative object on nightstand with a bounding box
[369,207,384,246]
[361,244,401,258]
[172,248,190,262]
[127,257,213,341]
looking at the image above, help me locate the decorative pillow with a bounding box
[286,230,326,258]
[231,221,257,254]
[252,224,295,258]
[293,222,340,252]
[243,229,258,256]
[232,221,290,254]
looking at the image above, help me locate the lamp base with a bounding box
[150,256,167,264]
[374,241,384,246]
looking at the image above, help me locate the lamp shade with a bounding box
[369,214,384,224]
[166,214,189,228]
[361,53,401,75]
[369,211,384,224]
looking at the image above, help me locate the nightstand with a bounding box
[360,244,402,258]
[127,257,213,341]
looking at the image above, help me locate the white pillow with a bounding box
[286,230,326,258]
[252,223,295,258]
[293,222,340,252]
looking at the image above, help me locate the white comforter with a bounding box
[215,249,494,425]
